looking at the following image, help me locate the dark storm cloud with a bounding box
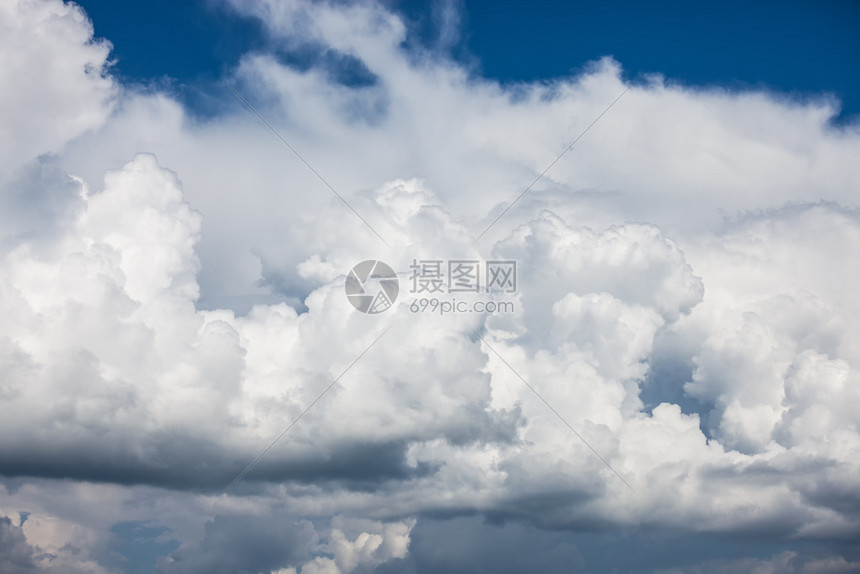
[0,437,434,492]
[377,515,860,574]
[375,515,587,574]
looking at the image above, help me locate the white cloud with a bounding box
[293,517,413,574]
[0,0,114,177]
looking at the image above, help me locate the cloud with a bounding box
[1,0,859,572]
[0,515,35,574]
[657,550,860,574]
[0,508,115,574]
[154,511,413,574]
[0,0,115,177]
[159,513,317,574]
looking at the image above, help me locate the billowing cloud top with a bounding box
[1,0,859,572]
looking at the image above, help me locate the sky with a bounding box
[0,0,859,573]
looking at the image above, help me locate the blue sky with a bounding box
[78,0,860,121]
[2,1,860,573]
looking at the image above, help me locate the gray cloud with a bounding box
[158,514,316,574]
[0,516,36,574]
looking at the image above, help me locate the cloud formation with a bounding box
[0,0,114,176]
[1,0,859,571]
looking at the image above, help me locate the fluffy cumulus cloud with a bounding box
[1,0,859,571]
[0,0,114,176]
